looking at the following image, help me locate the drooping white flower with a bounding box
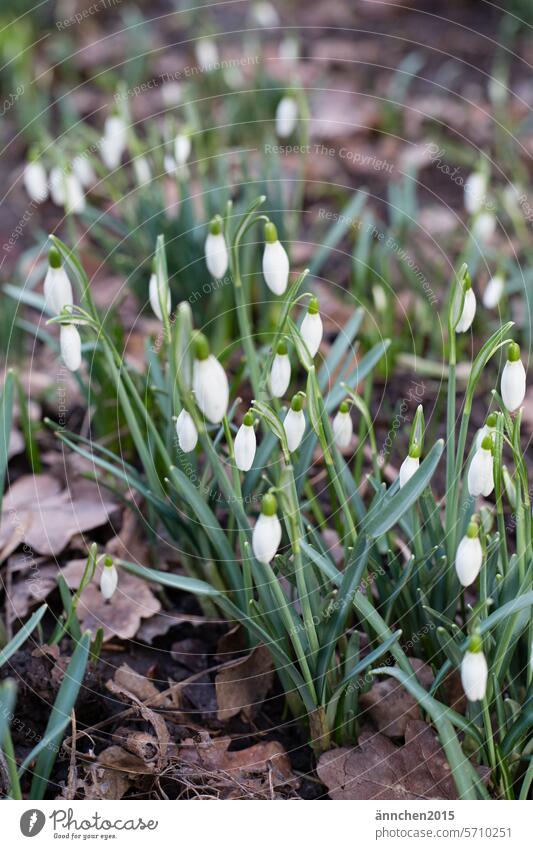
[399,453,419,488]
[501,342,526,412]
[502,182,523,218]
[475,413,497,450]
[133,155,152,186]
[275,95,298,138]
[60,324,82,371]
[464,172,487,215]
[252,493,282,564]
[161,82,182,106]
[195,38,219,69]
[100,115,127,170]
[269,342,291,398]
[176,409,198,453]
[284,395,305,452]
[461,634,488,702]
[149,268,171,321]
[250,1,279,27]
[482,274,504,309]
[468,436,494,498]
[164,154,177,175]
[472,212,496,243]
[72,155,95,188]
[49,166,65,206]
[100,559,118,600]
[192,333,229,424]
[44,247,74,315]
[174,134,191,168]
[262,221,289,295]
[454,280,476,333]
[205,215,228,279]
[49,167,85,213]
[300,297,323,358]
[455,521,483,587]
[24,160,48,203]
[333,402,353,449]
[234,412,256,471]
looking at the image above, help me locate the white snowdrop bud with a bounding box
[72,155,95,188]
[60,324,82,372]
[161,82,182,106]
[164,154,177,175]
[234,411,256,471]
[455,521,483,587]
[24,160,48,203]
[44,247,74,315]
[64,172,85,214]
[195,38,219,69]
[251,1,280,27]
[464,172,487,215]
[275,95,298,138]
[300,297,323,358]
[482,274,504,309]
[333,401,353,449]
[176,409,198,453]
[399,451,420,488]
[503,183,523,218]
[101,115,127,170]
[49,166,65,206]
[149,266,171,322]
[133,155,152,186]
[269,341,291,398]
[262,221,289,295]
[461,633,488,702]
[284,394,306,452]
[468,436,494,498]
[100,558,118,601]
[192,333,229,424]
[475,412,497,450]
[453,272,476,333]
[252,493,282,565]
[174,134,191,167]
[472,212,496,243]
[501,342,526,413]
[205,215,229,279]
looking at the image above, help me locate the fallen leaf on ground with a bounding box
[359,659,434,738]
[215,643,274,722]
[178,732,295,787]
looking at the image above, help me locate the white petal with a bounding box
[60,324,82,371]
[269,354,291,398]
[284,408,305,452]
[193,355,229,423]
[234,424,256,471]
[275,96,298,138]
[461,651,488,701]
[176,409,198,452]
[174,135,191,167]
[300,312,323,358]
[164,154,177,175]
[501,360,526,412]
[24,162,48,203]
[195,38,219,68]
[44,266,74,315]
[100,564,118,600]
[252,513,282,564]
[454,288,476,333]
[49,167,66,205]
[333,411,353,449]
[149,272,171,321]
[482,275,504,309]
[65,174,85,213]
[133,156,152,186]
[399,455,419,488]
[205,232,229,279]
[472,212,496,243]
[464,173,487,215]
[100,134,123,170]
[467,447,494,497]
[72,155,95,188]
[262,241,289,295]
[104,115,127,147]
[455,536,483,587]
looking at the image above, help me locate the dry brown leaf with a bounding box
[106,664,169,767]
[215,643,274,722]
[111,663,160,702]
[178,733,295,787]
[359,659,434,738]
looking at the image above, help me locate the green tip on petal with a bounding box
[339,401,349,414]
[276,340,288,356]
[264,221,278,244]
[508,341,520,362]
[104,555,114,568]
[468,631,483,654]
[308,296,319,315]
[462,270,472,292]
[466,521,479,539]
[291,394,304,412]
[48,246,62,269]
[243,411,254,427]
[262,492,277,516]
[486,412,498,428]
[193,332,210,361]
[209,215,223,236]
[481,435,493,452]
[409,445,421,459]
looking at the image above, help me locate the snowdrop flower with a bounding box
[72,155,95,189]
[60,324,82,372]
[161,82,182,106]
[252,493,282,565]
[482,274,504,309]
[49,166,66,206]
[174,134,191,168]
[502,182,523,218]
[453,272,476,333]
[100,557,118,601]
[455,521,483,587]
[269,341,291,398]
[461,632,488,702]
[464,172,487,215]
[24,159,48,203]
[475,412,497,449]
[164,154,177,175]
[275,95,298,138]
[205,215,228,279]
[149,265,171,321]
[300,297,323,358]
[101,114,127,170]
[133,155,152,186]
[234,411,256,472]
[472,212,496,243]
[468,436,494,498]
[262,221,289,295]
[192,333,229,423]
[501,342,526,412]
[284,394,306,452]
[44,247,74,315]
[399,449,420,488]
[333,401,353,449]
[279,37,299,65]
[195,38,219,69]
[49,167,85,213]
[176,409,198,453]
[251,1,279,27]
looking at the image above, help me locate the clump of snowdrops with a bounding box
[42,196,533,799]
